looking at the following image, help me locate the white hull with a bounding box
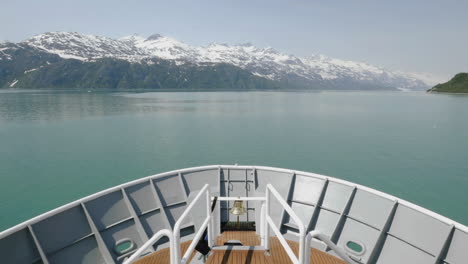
[0,165,466,264]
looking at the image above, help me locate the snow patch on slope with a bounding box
[9,79,18,87]
[0,46,12,60]
[24,66,44,74]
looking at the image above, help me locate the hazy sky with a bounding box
[2,0,467,81]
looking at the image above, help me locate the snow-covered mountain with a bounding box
[25,32,146,61]
[21,31,431,90]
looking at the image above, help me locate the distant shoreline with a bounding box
[427,91,468,95]
[0,88,423,93]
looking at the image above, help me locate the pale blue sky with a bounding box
[2,0,467,80]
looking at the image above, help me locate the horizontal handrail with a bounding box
[305,231,354,264]
[123,229,173,264]
[214,196,266,201]
[173,184,213,264]
[265,184,307,264]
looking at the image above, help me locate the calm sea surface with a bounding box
[1,90,468,231]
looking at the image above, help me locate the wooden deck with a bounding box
[135,231,346,264]
[208,231,346,264]
[134,240,195,264]
[216,230,261,246]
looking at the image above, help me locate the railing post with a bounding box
[260,201,265,247]
[172,231,181,264]
[304,240,311,264]
[299,230,306,264]
[264,188,270,251]
[206,189,214,247]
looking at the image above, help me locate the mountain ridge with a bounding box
[0,31,436,90]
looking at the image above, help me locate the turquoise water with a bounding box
[1,90,468,231]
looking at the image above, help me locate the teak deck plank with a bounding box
[134,240,195,264]
[135,231,346,264]
[216,231,261,246]
[211,231,345,264]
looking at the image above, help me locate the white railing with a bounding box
[304,231,354,264]
[173,184,214,264]
[123,229,173,264]
[124,184,214,264]
[120,183,354,264]
[264,184,306,264]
